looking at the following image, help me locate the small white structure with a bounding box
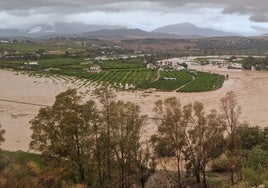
[163,77,176,80]
[88,65,101,73]
[24,61,38,65]
[147,63,156,69]
[174,65,185,71]
[191,62,201,66]
[0,40,9,43]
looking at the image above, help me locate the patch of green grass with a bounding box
[1,150,46,169]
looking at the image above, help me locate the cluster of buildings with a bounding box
[158,55,246,70]
[94,54,149,61]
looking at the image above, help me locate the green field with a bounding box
[0,58,84,70]
[100,60,145,69]
[179,72,225,92]
[38,58,84,69]
[140,70,192,91]
[0,43,84,53]
[0,58,225,92]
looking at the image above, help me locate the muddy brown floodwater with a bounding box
[1,66,268,151]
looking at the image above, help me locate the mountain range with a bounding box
[0,22,241,38]
[152,22,238,37]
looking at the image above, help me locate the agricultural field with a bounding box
[0,58,84,70]
[100,60,146,69]
[0,57,225,92]
[0,43,85,53]
[140,70,192,91]
[179,72,225,92]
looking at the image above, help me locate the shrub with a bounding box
[241,168,263,187]
[211,155,229,173]
[264,181,268,188]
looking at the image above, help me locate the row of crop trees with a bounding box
[0,86,268,187]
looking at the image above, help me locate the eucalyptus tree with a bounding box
[152,97,187,188]
[30,89,99,185]
[220,91,242,185]
[184,102,225,188]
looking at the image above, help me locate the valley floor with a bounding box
[0,65,268,151]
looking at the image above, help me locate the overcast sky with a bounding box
[1,0,268,36]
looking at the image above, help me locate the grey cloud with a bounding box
[251,25,268,32]
[250,14,268,22]
[0,0,268,22]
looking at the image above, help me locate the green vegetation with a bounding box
[195,58,210,65]
[179,72,225,92]
[1,150,46,169]
[0,43,84,53]
[241,56,268,70]
[28,87,151,187]
[38,58,84,69]
[152,98,226,188]
[0,57,225,92]
[0,90,268,187]
[100,59,145,69]
[140,70,192,91]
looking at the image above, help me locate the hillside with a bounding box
[153,22,239,37]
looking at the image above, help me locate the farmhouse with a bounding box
[88,65,102,73]
[228,63,243,70]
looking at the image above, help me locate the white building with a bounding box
[88,65,102,73]
[24,61,39,65]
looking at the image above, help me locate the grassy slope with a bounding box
[1,150,46,169]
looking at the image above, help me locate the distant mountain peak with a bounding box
[153,22,239,37]
[177,22,196,27]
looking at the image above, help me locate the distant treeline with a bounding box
[242,56,268,70]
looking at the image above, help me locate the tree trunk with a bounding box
[78,163,85,182]
[231,169,235,185]
[106,109,112,184]
[95,124,103,186]
[202,166,207,188]
[176,151,183,188]
[194,167,201,183]
[230,132,235,185]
